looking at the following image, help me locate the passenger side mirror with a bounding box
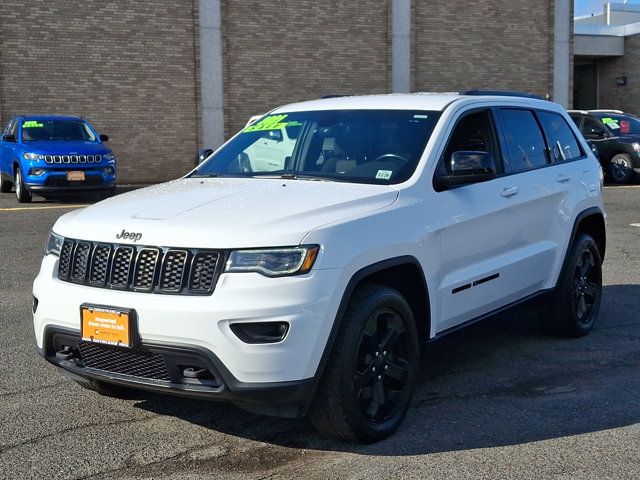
[584,128,607,140]
[2,134,16,143]
[99,134,109,142]
[435,151,496,189]
[194,148,213,166]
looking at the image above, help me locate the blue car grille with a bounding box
[44,154,103,164]
[57,238,222,295]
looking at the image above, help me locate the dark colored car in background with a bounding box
[568,109,640,184]
[0,115,117,203]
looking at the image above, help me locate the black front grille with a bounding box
[57,238,222,295]
[78,341,170,381]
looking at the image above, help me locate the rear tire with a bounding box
[308,284,419,443]
[0,175,12,193]
[543,234,602,337]
[609,153,635,184]
[15,167,32,203]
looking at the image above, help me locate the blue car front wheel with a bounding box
[15,167,32,203]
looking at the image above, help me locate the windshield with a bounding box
[21,119,97,142]
[193,110,441,184]
[594,114,640,135]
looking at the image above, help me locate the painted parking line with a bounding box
[0,204,89,212]
[631,223,640,228]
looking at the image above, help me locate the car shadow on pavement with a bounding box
[133,284,640,456]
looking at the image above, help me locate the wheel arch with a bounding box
[314,256,431,380]
[562,207,606,277]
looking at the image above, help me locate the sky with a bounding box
[575,0,640,17]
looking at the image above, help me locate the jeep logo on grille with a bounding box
[116,229,143,242]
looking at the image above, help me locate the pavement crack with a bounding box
[0,414,156,455]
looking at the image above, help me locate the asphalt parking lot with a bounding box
[0,185,638,480]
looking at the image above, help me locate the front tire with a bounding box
[308,284,419,443]
[544,234,602,337]
[609,153,635,184]
[15,167,32,203]
[0,175,12,193]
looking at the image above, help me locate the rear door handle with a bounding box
[500,186,519,198]
[556,174,571,183]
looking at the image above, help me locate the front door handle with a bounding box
[556,174,571,183]
[500,186,519,198]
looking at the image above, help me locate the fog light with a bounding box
[230,322,289,344]
[103,166,115,175]
[28,168,45,176]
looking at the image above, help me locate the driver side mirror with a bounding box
[435,151,496,190]
[584,128,607,140]
[99,134,109,142]
[194,148,213,166]
[2,134,16,143]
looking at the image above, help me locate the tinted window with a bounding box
[500,109,548,172]
[582,117,607,137]
[537,111,583,162]
[439,110,499,174]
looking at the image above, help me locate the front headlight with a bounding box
[45,232,64,256]
[103,153,116,162]
[225,245,319,277]
[23,152,44,161]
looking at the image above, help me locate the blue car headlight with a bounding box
[23,152,44,161]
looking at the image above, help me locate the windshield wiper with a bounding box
[277,173,346,182]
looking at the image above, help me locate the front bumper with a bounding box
[39,327,315,417]
[33,255,344,412]
[25,166,116,192]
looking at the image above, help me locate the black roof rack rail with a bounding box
[461,89,545,100]
[320,94,351,99]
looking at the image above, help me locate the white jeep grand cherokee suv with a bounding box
[33,91,606,443]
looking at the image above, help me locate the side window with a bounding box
[582,117,607,138]
[499,109,548,172]
[439,110,500,175]
[537,111,583,162]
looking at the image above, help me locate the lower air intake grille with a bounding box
[57,238,222,295]
[78,341,170,381]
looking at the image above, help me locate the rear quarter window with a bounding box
[537,111,583,162]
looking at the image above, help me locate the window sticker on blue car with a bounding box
[23,120,44,128]
[602,117,620,129]
[243,115,302,133]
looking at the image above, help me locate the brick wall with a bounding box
[0,0,200,183]
[598,34,640,115]
[220,0,390,138]
[413,0,555,99]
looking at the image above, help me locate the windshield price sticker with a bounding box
[23,120,44,128]
[243,114,302,133]
[601,117,620,129]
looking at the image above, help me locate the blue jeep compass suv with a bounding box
[0,115,117,202]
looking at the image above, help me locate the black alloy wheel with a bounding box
[308,284,419,443]
[543,234,602,337]
[354,308,411,423]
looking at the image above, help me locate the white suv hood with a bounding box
[53,178,399,248]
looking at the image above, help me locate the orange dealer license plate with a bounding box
[81,306,133,348]
[67,171,85,181]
